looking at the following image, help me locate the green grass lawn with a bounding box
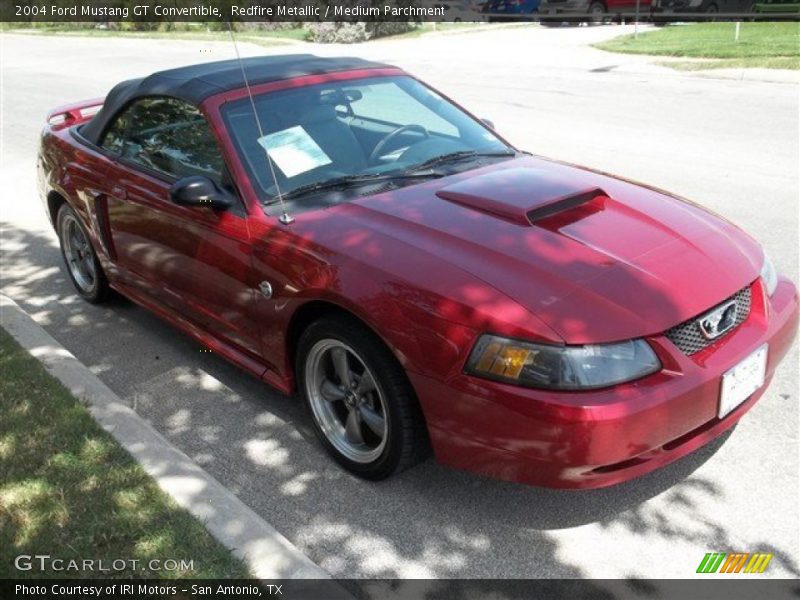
[0,328,249,579]
[595,22,800,70]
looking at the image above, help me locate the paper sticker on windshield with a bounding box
[257,126,331,178]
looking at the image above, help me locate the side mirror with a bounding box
[481,118,495,130]
[169,176,233,211]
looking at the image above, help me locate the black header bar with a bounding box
[3,0,799,22]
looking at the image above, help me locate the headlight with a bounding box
[760,251,778,297]
[466,335,660,390]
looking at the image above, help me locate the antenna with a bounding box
[227,21,294,225]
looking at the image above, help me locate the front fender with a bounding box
[248,211,559,392]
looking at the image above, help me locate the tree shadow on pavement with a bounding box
[1,222,798,586]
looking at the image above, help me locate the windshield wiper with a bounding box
[269,170,440,203]
[408,150,516,172]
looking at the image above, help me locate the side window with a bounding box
[102,109,129,156]
[101,97,225,184]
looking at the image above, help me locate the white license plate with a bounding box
[718,344,768,419]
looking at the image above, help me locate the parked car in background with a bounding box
[484,0,541,21]
[539,0,652,23]
[651,0,753,16]
[437,0,488,20]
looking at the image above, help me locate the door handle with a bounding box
[111,186,127,199]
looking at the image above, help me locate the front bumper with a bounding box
[411,277,798,489]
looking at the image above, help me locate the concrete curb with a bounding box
[691,68,800,85]
[0,293,335,583]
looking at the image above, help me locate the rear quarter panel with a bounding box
[38,123,115,273]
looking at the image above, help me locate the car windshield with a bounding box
[221,75,512,204]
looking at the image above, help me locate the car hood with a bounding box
[333,156,762,344]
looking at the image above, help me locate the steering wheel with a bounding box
[369,124,430,164]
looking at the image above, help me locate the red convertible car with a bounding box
[38,55,798,488]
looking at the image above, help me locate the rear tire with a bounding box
[588,1,606,23]
[296,315,428,480]
[56,204,110,304]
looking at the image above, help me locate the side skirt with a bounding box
[110,281,293,396]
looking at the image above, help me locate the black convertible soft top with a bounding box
[80,55,391,145]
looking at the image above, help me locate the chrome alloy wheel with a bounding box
[305,339,389,464]
[60,213,97,293]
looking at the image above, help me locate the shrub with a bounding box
[306,22,370,43]
[367,22,417,38]
[306,21,416,43]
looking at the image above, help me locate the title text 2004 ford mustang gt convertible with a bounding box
[38,55,798,488]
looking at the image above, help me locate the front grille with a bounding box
[665,286,752,356]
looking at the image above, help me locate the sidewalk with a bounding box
[0,293,336,584]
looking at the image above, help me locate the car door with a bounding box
[97,96,262,359]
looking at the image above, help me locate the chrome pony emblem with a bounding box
[698,300,737,340]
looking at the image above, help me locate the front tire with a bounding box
[296,315,428,480]
[57,203,110,303]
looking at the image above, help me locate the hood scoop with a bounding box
[436,167,607,226]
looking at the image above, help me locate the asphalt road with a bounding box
[1,26,798,582]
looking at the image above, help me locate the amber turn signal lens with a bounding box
[466,335,660,390]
